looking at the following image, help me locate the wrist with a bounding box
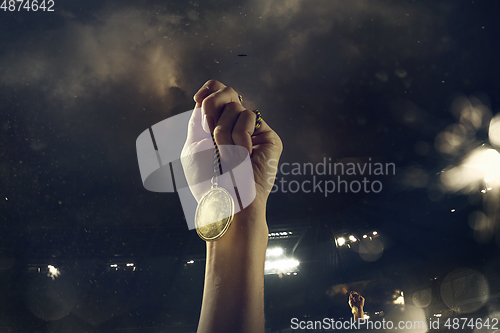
[207,202,268,252]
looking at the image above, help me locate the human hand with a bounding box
[348,291,365,314]
[182,80,282,217]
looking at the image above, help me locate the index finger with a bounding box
[194,80,227,105]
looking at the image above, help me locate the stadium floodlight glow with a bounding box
[337,237,346,246]
[47,265,61,280]
[349,235,357,242]
[363,234,368,239]
[373,231,378,235]
[126,263,134,267]
[393,295,405,305]
[266,247,284,257]
[265,258,300,274]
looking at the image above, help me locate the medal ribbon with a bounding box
[211,108,262,176]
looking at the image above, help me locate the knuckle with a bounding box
[222,86,235,93]
[194,80,218,102]
[202,95,216,110]
[222,86,237,97]
[213,126,225,138]
[205,79,219,88]
[242,109,254,117]
[193,93,203,103]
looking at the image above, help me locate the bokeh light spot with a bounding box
[489,114,500,149]
[440,268,489,314]
[412,288,432,308]
[25,276,76,321]
[359,238,384,262]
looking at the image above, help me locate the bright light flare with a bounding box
[393,295,405,305]
[337,237,346,246]
[47,265,61,280]
[349,235,357,242]
[265,258,299,274]
[265,246,299,275]
[266,247,284,257]
[441,147,500,192]
[436,97,500,194]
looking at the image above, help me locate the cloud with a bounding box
[1,7,184,104]
[0,1,448,103]
[0,0,453,164]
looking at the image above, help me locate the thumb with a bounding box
[184,106,211,147]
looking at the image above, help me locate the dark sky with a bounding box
[1,0,500,331]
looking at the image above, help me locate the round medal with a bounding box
[195,186,234,241]
[193,108,261,241]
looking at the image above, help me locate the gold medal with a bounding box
[195,185,234,241]
[194,107,261,241]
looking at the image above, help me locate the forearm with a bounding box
[197,206,268,333]
[353,307,364,321]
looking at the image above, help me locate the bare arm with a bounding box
[349,291,365,321]
[198,205,268,333]
[188,80,282,333]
